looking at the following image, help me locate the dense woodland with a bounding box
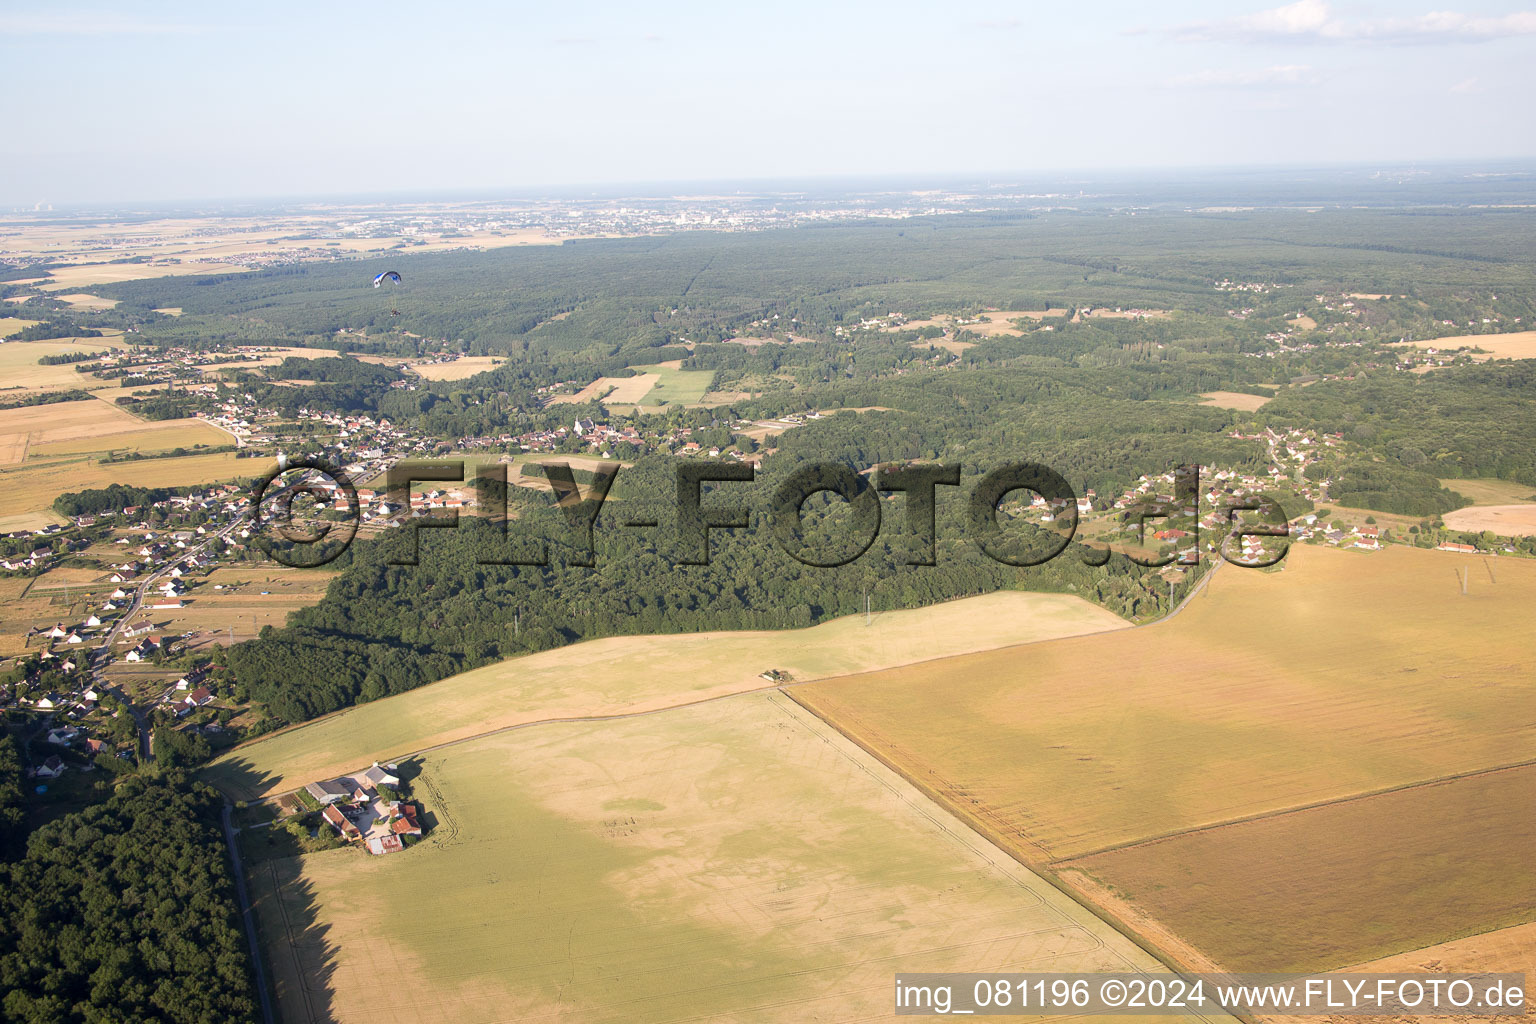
[0,775,258,1023]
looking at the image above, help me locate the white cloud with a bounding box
[1449,76,1485,92]
[1168,64,1320,88]
[0,12,204,35]
[1176,0,1536,44]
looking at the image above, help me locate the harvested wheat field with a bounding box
[0,339,121,393]
[1442,504,1536,536]
[0,317,42,337]
[144,567,339,649]
[0,451,248,517]
[794,545,1536,861]
[1057,764,1536,973]
[408,356,503,381]
[207,590,1129,800]
[36,261,251,289]
[0,396,142,443]
[1442,478,1536,506]
[546,373,652,405]
[1197,391,1270,411]
[55,293,117,310]
[26,419,228,458]
[965,309,1070,336]
[0,435,27,466]
[1271,922,1536,1024]
[911,337,974,355]
[247,692,1206,1024]
[1393,331,1536,361]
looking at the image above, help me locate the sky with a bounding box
[2,0,1535,205]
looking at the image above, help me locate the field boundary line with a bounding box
[1060,757,1536,863]
[779,687,1244,1024]
[213,591,1140,777]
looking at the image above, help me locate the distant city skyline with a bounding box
[3,0,1534,205]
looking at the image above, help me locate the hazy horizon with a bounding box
[4,0,1535,206]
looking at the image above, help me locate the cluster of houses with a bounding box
[303,762,424,855]
[160,672,217,717]
[32,721,118,780]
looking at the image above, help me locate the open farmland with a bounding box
[0,576,63,658]
[1393,330,1536,361]
[0,317,42,337]
[0,396,142,442]
[1442,505,1536,536]
[1197,391,1270,411]
[795,546,1536,859]
[621,360,715,406]
[1058,764,1536,972]
[792,545,1536,972]
[0,450,249,517]
[0,338,123,393]
[547,372,655,405]
[407,356,503,380]
[54,292,118,310]
[207,590,1129,800]
[25,418,229,458]
[962,309,1069,336]
[1442,478,1536,505]
[247,692,1205,1024]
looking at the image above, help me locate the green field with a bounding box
[622,360,716,407]
[207,590,1128,800]
[248,692,1204,1024]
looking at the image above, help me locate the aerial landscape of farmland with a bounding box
[3,3,1535,1022]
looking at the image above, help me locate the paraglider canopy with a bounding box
[372,271,402,288]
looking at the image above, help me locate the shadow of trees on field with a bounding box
[247,862,340,1024]
[202,755,287,804]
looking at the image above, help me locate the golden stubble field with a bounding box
[0,338,124,397]
[1442,505,1536,536]
[247,692,1212,1024]
[1197,390,1271,411]
[0,451,248,517]
[794,544,1536,973]
[1059,764,1536,972]
[207,590,1129,800]
[796,545,1536,859]
[0,397,241,512]
[1393,330,1536,361]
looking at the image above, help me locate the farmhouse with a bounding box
[389,801,422,836]
[321,804,361,841]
